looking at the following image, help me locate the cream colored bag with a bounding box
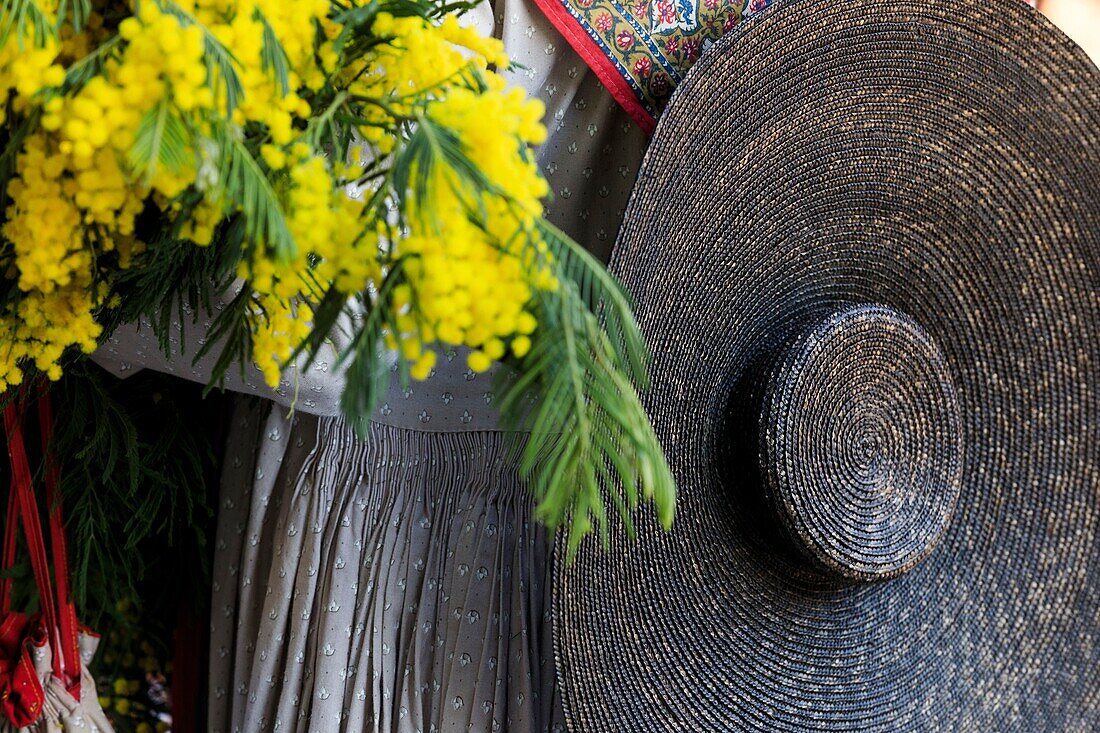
[0,629,113,733]
[0,396,114,732]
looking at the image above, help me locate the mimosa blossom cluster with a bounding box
[0,0,552,389]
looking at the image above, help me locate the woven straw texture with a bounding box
[553,0,1100,730]
[759,304,963,582]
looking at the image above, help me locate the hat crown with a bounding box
[759,304,963,581]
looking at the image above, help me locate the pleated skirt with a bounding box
[207,399,565,732]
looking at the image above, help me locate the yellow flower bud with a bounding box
[261,144,287,170]
[399,336,422,360]
[516,312,537,335]
[511,335,531,358]
[467,350,491,373]
[410,349,436,380]
[483,338,505,360]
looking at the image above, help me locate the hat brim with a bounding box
[554,0,1100,729]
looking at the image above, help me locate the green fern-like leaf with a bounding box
[305,91,350,157]
[0,0,53,47]
[209,122,297,262]
[495,227,676,558]
[195,284,255,390]
[338,263,409,430]
[255,8,290,95]
[55,0,90,32]
[535,219,648,384]
[47,363,218,627]
[159,0,244,114]
[128,99,193,182]
[63,35,121,90]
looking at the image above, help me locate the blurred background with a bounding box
[1042,0,1100,62]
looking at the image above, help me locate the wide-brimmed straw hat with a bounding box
[554,0,1100,729]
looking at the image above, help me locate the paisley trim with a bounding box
[532,0,775,132]
[535,0,1040,133]
[530,0,660,133]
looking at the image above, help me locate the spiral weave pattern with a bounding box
[554,0,1100,730]
[760,304,962,580]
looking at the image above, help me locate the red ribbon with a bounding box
[0,386,84,727]
[36,396,82,699]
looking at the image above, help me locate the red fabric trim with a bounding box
[2,391,84,700]
[0,611,43,728]
[0,484,16,615]
[0,614,27,654]
[4,404,62,684]
[0,403,51,728]
[10,637,45,727]
[529,0,657,135]
[36,394,81,699]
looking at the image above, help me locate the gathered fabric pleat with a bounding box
[207,399,565,733]
[198,2,650,728]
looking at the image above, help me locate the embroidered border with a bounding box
[530,0,774,133]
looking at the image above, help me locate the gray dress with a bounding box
[94,1,647,729]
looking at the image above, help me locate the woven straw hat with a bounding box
[554,0,1100,729]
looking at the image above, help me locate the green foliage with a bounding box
[56,0,91,32]
[63,35,121,90]
[128,99,194,182]
[330,1,418,60]
[399,115,497,227]
[0,0,54,47]
[47,362,221,628]
[0,0,92,48]
[305,91,351,159]
[496,221,675,558]
[255,8,290,94]
[207,121,297,262]
[159,0,244,114]
[197,285,256,392]
[337,263,410,432]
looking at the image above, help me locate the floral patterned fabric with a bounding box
[530,0,774,132]
[533,0,1040,133]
